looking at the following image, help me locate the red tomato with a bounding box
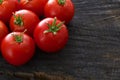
[34,17,68,53]
[0,21,9,48]
[1,32,35,66]
[10,9,40,36]
[44,0,75,24]
[0,0,20,24]
[20,0,48,17]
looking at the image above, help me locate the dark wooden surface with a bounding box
[0,0,120,80]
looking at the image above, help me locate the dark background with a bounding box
[0,0,120,80]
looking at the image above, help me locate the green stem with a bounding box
[14,14,24,26]
[0,0,3,4]
[44,17,64,35]
[58,0,66,5]
[12,29,27,43]
[12,34,23,43]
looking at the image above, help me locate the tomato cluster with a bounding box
[0,0,74,66]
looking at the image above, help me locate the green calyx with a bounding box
[13,34,23,43]
[0,0,3,4]
[14,14,24,26]
[44,17,64,35]
[58,0,66,5]
[12,30,27,43]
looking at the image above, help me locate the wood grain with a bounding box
[0,0,120,80]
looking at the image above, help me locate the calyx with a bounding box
[12,30,27,43]
[13,34,23,43]
[44,17,64,35]
[14,14,24,26]
[58,0,66,5]
[0,0,3,4]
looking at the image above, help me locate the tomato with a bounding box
[0,0,20,24]
[0,21,9,49]
[10,9,40,36]
[44,0,75,24]
[1,32,35,66]
[34,17,68,53]
[20,0,48,17]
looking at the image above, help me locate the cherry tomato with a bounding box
[0,21,9,49]
[10,9,40,36]
[34,17,68,53]
[44,0,75,24]
[1,32,35,66]
[20,0,48,17]
[0,0,20,24]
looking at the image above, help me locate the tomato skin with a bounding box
[44,0,74,24]
[10,9,40,37]
[0,21,9,49]
[1,32,35,66]
[20,0,48,17]
[0,0,20,24]
[34,18,68,53]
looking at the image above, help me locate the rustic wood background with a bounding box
[0,0,120,80]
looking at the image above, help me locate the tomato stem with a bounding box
[58,0,66,5]
[12,30,27,43]
[12,33,23,43]
[0,0,3,4]
[44,17,64,35]
[14,14,24,26]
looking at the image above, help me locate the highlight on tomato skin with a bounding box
[1,32,35,66]
[34,17,69,53]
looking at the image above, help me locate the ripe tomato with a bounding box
[0,21,9,49]
[1,32,35,66]
[34,17,68,53]
[20,0,48,17]
[10,9,40,36]
[44,0,75,24]
[0,0,20,24]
